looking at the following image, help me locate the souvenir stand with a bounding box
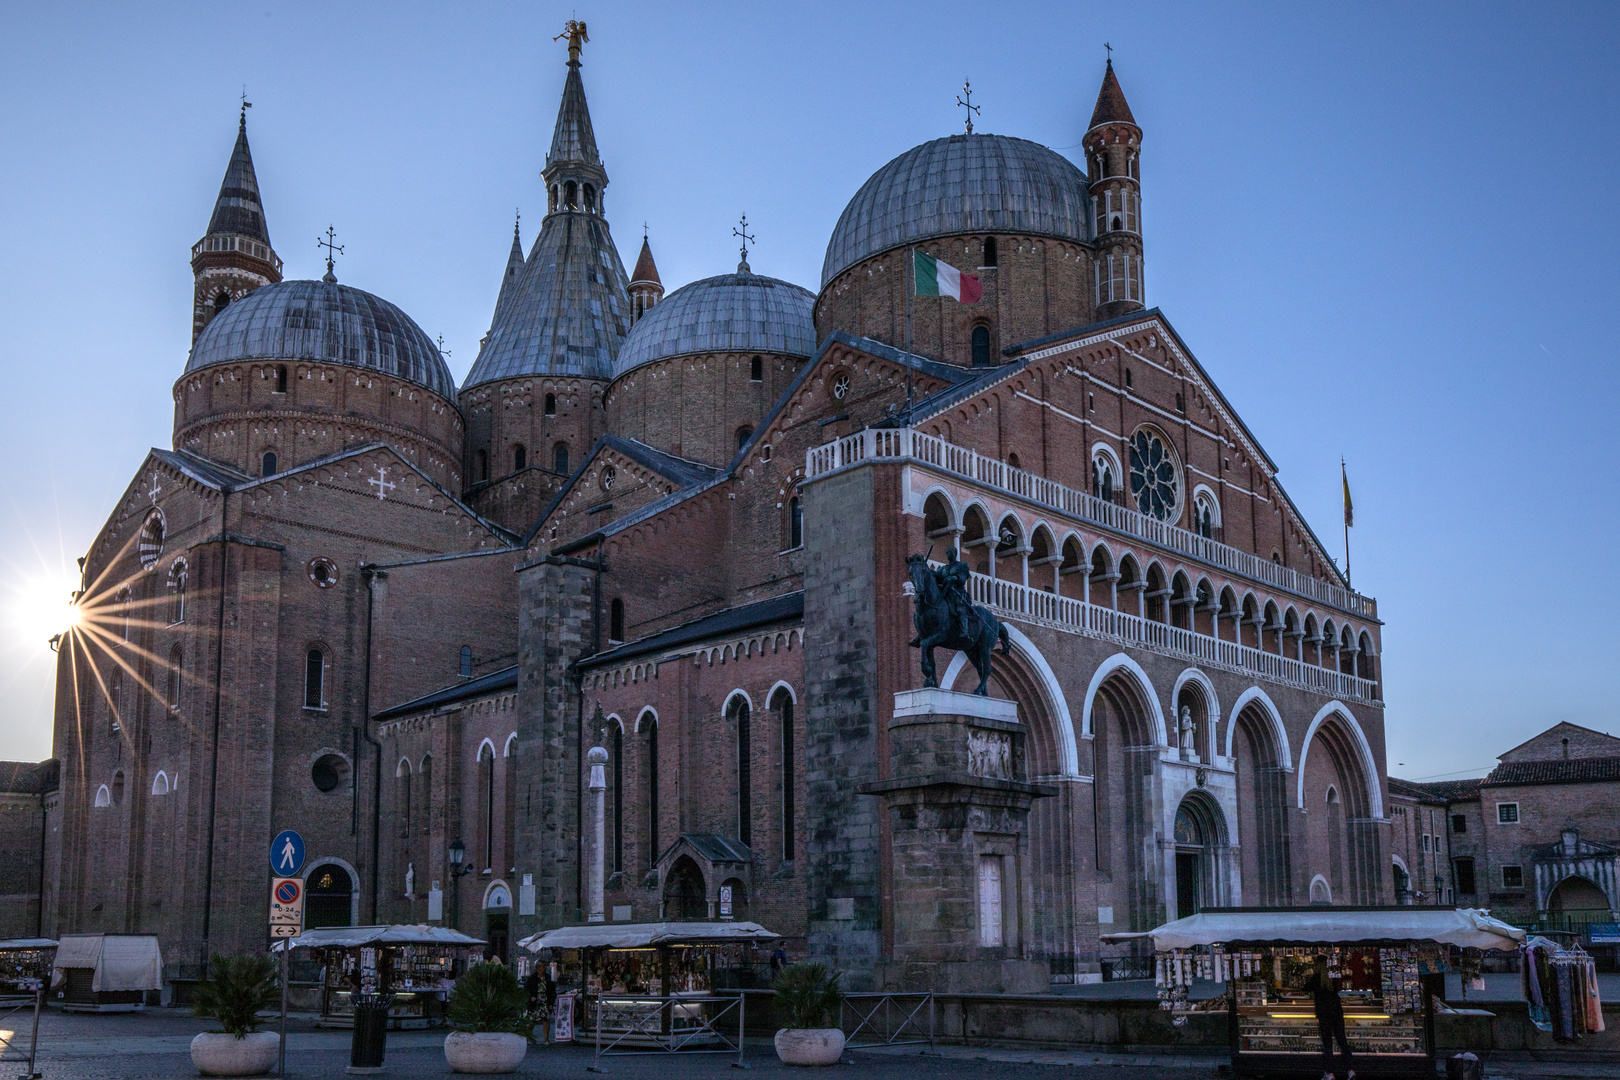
[0,939,55,1080]
[517,922,779,1048]
[1521,935,1605,1041]
[51,933,163,1012]
[1109,907,1525,1078]
[278,925,485,1030]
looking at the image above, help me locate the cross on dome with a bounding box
[733,214,756,274]
[956,79,980,134]
[317,225,344,283]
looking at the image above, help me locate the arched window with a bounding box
[304,648,325,709]
[736,426,753,451]
[1112,215,1122,232]
[609,598,624,642]
[788,496,803,550]
[583,184,596,211]
[730,696,752,846]
[563,180,577,208]
[503,738,517,875]
[643,715,659,867]
[1092,452,1116,502]
[971,325,991,366]
[109,670,123,733]
[459,645,472,678]
[262,450,277,477]
[168,559,187,624]
[478,742,495,869]
[420,755,433,837]
[153,771,170,796]
[982,236,998,267]
[513,444,526,471]
[275,365,288,393]
[544,393,556,416]
[167,644,183,712]
[553,443,570,474]
[612,723,623,873]
[750,356,763,382]
[110,771,125,806]
[94,785,110,808]
[1194,490,1218,539]
[773,688,795,862]
[1006,453,1021,470]
[475,449,489,483]
[396,761,412,842]
[214,291,230,314]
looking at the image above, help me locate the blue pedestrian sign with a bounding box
[271,830,305,877]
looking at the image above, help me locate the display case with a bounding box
[318,944,458,1029]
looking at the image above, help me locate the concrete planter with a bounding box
[443,1031,528,1074]
[189,1031,279,1077]
[774,1028,846,1066]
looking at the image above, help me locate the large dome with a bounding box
[613,271,816,379]
[185,279,456,399]
[821,134,1092,288]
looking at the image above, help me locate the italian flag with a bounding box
[913,250,983,303]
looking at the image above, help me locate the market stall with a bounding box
[52,933,162,1012]
[1108,907,1525,1079]
[0,939,55,1080]
[277,925,485,1029]
[517,922,779,1049]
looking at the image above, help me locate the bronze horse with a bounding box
[906,553,1010,696]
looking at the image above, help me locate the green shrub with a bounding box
[192,953,279,1038]
[772,962,843,1030]
[446,962,533,1038]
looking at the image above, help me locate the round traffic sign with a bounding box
[275,879,301,905]
[271,830,305,876]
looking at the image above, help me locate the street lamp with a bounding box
[448,838,474,930]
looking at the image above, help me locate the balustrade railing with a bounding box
[965,568,1381,704]
[806,427,1375,618]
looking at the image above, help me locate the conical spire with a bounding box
[1088,59,1137,130]
[547,63,600,169]
[492,212,525,322]
[630,236,661,288]
[207,109,272,244]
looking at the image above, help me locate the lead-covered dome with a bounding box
[821,134,1091,288]
[185,278,456,399]
[613,271,816,379]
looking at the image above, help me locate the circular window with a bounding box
[311,754,348,793]
[1128,429,1179,522]
[308,558,338,588]
[831,374,850,400]
[139,510,166,570]
[600,466,616,491]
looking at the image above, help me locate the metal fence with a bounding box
[842,992,936,1049]
[0,989,44,1080]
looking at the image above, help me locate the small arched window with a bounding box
[563,180,577,208]
[1112,215,1122,232]
[610,598,624,642]
[304,648,325,709]
[736,426,753,451]
[1125,368,1134,390]
[513,444,526,471]
[584,184,596,211]
[275,365,288,393]
[475,449,489,483]
[971,325,991,366]
[167,644,183,711]
[110,771,125,806]
[262,450,278,477]
[789,496,803,550]
[459,645,472,678]
[750,356,763,382]
[554,443,570,474]
[982,236,998,267]
[1092,454,1115,502]
[544,393,557,416]
[214,291,230,314]
[168,559,187,624]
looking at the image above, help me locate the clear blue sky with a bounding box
[2,2,1616,778]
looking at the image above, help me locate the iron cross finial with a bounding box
[733,214,755,273]
[1105,42,1113,63]
[956,79,980,135]
[240,86,252,125]
[317,226,344,283]
[436,335,452,359]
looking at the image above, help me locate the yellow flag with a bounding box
[1341,461,1353,528]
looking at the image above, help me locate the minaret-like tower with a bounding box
[190,105,281,342]
[543,25,609,220]
[1085,59,1143,321]
[628,235,663,323]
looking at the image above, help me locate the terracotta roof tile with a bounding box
[1089,60,1137,130]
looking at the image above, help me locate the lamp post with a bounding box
[448,838,474,931]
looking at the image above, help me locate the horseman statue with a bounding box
[907,547,1010,696]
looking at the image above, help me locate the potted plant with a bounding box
[443,961,532,1074]
[190,954,281,1077]
[772,962,846,1066]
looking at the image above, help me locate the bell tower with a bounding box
[190,105,281,343]
[1085,59,1144,321]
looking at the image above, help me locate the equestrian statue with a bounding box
[907,546,1010,696]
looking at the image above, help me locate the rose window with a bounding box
[1128,430,1178,521]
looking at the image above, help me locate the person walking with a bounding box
[1304,955,1354,1080]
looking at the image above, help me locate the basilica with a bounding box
[46,33,1390,991]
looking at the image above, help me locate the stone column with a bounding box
[587,745,608,923]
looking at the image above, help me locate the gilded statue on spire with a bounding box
[554,20,589,65]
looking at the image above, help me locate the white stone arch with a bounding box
[944,625,1080,777]
[94,784,110,808]
[503,732,519,756]
[919,485,959,534]
[476,737,497,762]
[1224,687,1293,769]
[722,688,753,716]
[151,771,170,796]
[604,713,624,734]
[304,855,362,926]
[1191,483,1222,528]
[1170,668,1221,760]
[1296,701,1384,817]
[483,879,513,911]
[1391,852,1411,880]
[1309,874,1333,904]
[1079,652,1168,748]
[1090,442,1122,489]
[396,757,413,777]
[765,681,797,707]
[635,707,659,733]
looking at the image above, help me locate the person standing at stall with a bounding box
[1305,955,1354,1080]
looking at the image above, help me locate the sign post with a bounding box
[269,842,306,1079]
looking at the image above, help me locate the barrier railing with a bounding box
[842,992,936,1050]
[807,427,1376,619]
[586,992,747,1067]
[0,988,44,1080]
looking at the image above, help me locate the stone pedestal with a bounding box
[859,688,1054,994]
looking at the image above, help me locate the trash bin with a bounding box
[1446,1051,1482,1080]
[350,993,389,1072]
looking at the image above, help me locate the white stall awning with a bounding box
[1104,908,1525,952]
[53,934,163,991]
[274,925,486,951]
[519,921,779,952]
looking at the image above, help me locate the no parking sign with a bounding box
[270,876,305,934]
